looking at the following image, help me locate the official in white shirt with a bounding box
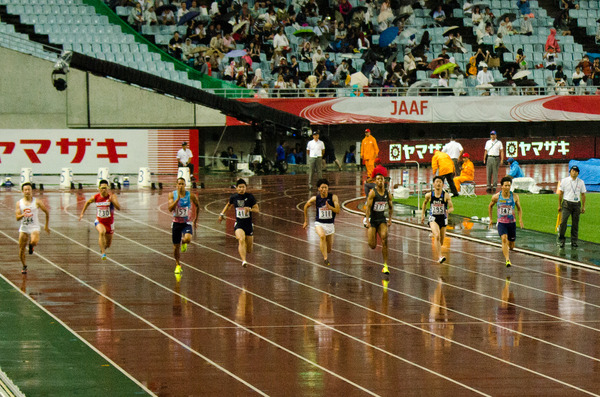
[557,165,586,248]
[306,130,325,189]
[442,134,464,176]
[483,130,504,193]
[176,142,194,180]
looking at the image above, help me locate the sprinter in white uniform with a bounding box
[15,182,50,274]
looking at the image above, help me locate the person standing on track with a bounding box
[79,179,121,261]
[421,176,454,264]
[488,176,523,267]
[303,178,340,266]
[364,174,393,275]
[557,165,586,248]
[218,178,259,268]
[169,177,200,275]
[483,130,504,193]
[16,182,50,274]
[361,128,379,177]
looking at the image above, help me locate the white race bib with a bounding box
[236,208,250,218]
[373,201,387,212]
[318,208,333,219]
[97,207,111,218]
[431,203,445,215]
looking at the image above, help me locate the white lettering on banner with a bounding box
[390,142,446,162]
[506,140,570,158]
[0,129,188,175]
[391,100,429,116]
[403,145,416,160]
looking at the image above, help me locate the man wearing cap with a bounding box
[442,135,464,176]
[453,153,474,192]
[432,149,460,197]
[361,128,379,177]
[177,142,195,180]
[507,157,524,178]
[306,130,325,189]
[557,165,586,248]
[477,63,494,85]
[483,130,504,193]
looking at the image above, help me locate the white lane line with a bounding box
[106,207,490,397]
[136,199,597,395]
[204,195,600,335]
[0,244,157,397]
[59,205,381,396]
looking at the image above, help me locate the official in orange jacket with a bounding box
[432,150,460,196]
[360,129,379,177]
[454,153,475,192]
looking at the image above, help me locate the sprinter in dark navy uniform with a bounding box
[303,178,340,266]
[364,173,394,275]
[421,176,454,264]
[218,179,259,268]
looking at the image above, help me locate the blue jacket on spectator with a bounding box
[517,0,531,15]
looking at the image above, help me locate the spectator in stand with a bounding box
[577,55,592,77]
[432,5,447,25]
[177,1,189,22]
[483,7,495,26]
[377,0,394,30]
[161,7,176,25]
[272,27,290,59]
[169,31,184,59]
[312,48,326,71]
[144,6,158,26]
[554,10,572,36]
[453,153,475,192]
[561,0,579,9]
[338,0,353,25]
[555,79,571,95]
[223,33,236,52]
[442,135,464,176]
[432,150,460,197]
[507,158,524,178]
[498,16,517,37]
[276,140,286,164]
[591,58,600,87]
[572,65,584,86]
[182,38,196,65]
[128,2,144,31]
[195,54,209,74]
[520,15,533,35]
[404,49,417,82]
[544,49,557,70]
[472,5,483,26]
[554,64,566,82]
[545,28,561,53]
[516,48,527,70]
[344,145,356,164]
[286,147,297,164]
[477,63,494,85]
[516,0,532,18]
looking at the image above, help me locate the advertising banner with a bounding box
[0,129,197,175]
[226,96,600,125]
[380,136,596,165]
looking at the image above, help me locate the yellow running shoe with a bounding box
[181,243,187,253]
[175,273,182,282]
[382,265,390,275]
[174,264,182,274]
[505,260,511,268]
[101,254,107,260]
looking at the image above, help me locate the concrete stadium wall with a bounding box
[0,47,225,129]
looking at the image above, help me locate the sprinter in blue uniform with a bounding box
[489,176,524,267]
[168,177,200,275]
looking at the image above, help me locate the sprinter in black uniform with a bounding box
[421,176,454,263]
[364,173,394,275]
[303,178,340,266]
[218,179,259,268]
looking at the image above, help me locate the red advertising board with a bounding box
[379,136,596,165]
